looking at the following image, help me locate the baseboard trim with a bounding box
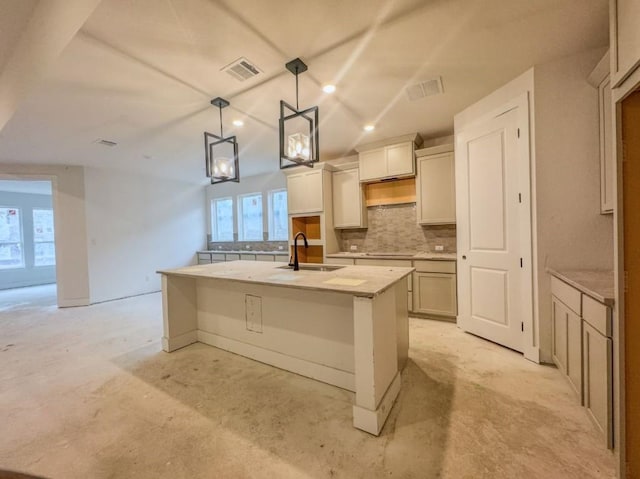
[162,330,197,352]
[58,297,90,308]
[353,371,402,436]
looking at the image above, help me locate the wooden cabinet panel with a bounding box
[583,321,613,448]
[413,272,457,317]
[413,259,456,274]
[332,168,367,228]
[416,151,456,224]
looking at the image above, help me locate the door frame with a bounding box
[455,92,537,362]
[612,76,640,478]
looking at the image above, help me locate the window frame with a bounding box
[0,206,25,270]
[211,197,235,242]
[267,188,288,241]
[32,208,56,267]
[237,192,264,242]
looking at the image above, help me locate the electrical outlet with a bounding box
[245,245,251,249]
[350,245,358,251]
[278,245,284,250]
[435,245,444,252]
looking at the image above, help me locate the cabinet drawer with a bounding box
[582,295,612,337]
[241,254,256,260]
[210,253,225,261]
[413,259,455,274]
[225,254,240,261]
[550,277,581,314]
[197,253,211,264]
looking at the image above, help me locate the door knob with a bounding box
[462,255,467,260]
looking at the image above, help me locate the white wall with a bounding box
[454,48,614,363]
[84,167,206,304]
[0,164,90,306]
[534,47,614,362]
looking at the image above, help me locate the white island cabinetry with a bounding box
[159,260,411,436]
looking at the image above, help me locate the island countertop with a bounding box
[158,260,414,298]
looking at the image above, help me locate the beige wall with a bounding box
[534,47,614,362]
[0,163,90,306]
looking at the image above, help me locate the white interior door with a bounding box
[456,106,531,352]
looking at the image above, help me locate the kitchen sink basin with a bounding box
[277,264,345,272]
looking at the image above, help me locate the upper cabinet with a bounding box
[588,51,614,214]
[356,133,422,182]
[611,0,640,93]
[332,165,367,229]
[287,168,325,215]
[415,145,456,224]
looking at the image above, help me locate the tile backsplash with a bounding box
[207,238,288,252]
[338,203,456,253]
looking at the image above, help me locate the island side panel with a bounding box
[395,277,409,370]
[161,274,198,352]
[195,278,356,391]
[352,286,402,435]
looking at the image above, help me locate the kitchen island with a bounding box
[158,260,413,435]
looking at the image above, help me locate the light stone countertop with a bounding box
[547,268,615,306]
[326,252,457,261]
[197,250,288,256]
[159,260,414,298]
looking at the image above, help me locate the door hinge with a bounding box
[520,258,523,268]
[518,193,522,203]
[517,128,520,138]
[521,322,524,332]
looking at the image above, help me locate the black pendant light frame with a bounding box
[205,97,240,184]
[279,58,319,169]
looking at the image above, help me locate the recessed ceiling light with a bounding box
[232,119,244,127]
[363,124,375,132]
[322,84,336,94]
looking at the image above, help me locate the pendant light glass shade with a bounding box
[279,58,319,169]
[205,97,240,184]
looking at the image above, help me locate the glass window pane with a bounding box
[33,209,55,242]
[212,198,233,241]
[0,208,22,242]
[34,242,56,267]
[269,190,288,240]
[240,193,263,241]
[0,243,24,269]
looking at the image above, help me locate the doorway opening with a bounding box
[0,180,57,307]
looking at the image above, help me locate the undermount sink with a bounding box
[277,264,345,272]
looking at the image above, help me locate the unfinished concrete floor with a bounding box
[0,285,615,478]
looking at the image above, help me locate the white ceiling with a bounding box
[0,0,609,181]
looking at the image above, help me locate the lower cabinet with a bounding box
[413,272,457,317]
[550,275,613,449]
[583,321,613,449]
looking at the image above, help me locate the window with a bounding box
[238,193,263,241]
[211,197,234,242]
[33,209,55,266]
[0,207,24,269]
[268,189,288,240]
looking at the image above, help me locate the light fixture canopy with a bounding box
[205,97,240,184]
[279,57,319,169]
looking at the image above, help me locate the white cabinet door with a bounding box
[417,151,456,224]
[599,76,614,213]
[287,170,323,214]
[386,142,414,177]
[332,169,366,228]
[583,321,613,448]
[612,0,640,88]
[551,296,568,374]
[412,272,457,317]
[358,148,386,182]
[567,308,583,401]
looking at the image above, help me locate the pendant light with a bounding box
[204,97,240,184]
[279,58,319,169]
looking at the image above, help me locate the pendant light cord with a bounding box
[295,66,299,111]
[219,105,224,138]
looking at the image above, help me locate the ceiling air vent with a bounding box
[222,57,262,81]
[93,139,117,147]
[406,77,444,101]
